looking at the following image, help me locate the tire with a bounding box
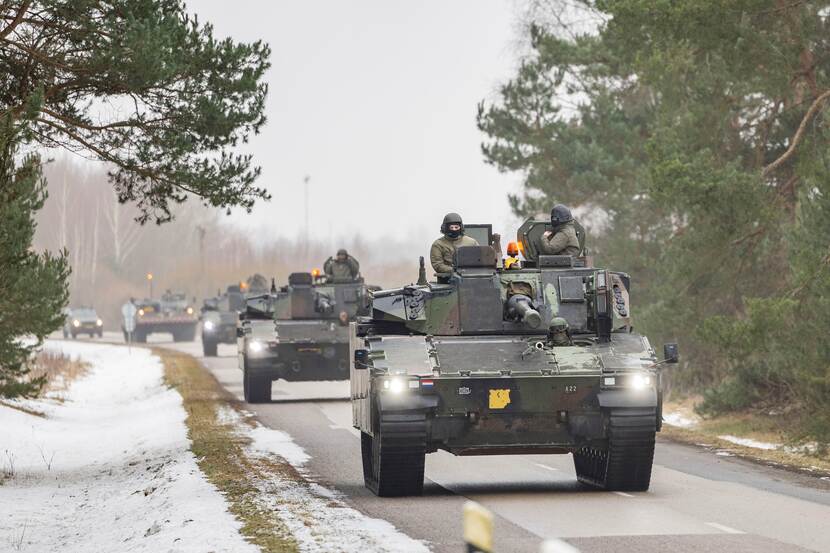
[573,407,656,492]
[134,330,147,343]
[242,359,271,403]
[71,332,77,339]
[98,331,103,338]
[202,339,218,357]
[63,328,68,339]
[361,406,427,497]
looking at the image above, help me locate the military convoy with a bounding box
[237,270,374,403]
[349,219,677,496]
[125,290,198,343]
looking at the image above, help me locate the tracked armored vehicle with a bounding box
[127,291,198,343]
[200,285,245,356]
[202,276,269,357]
[351,219,677,496]
[238,272,373,403]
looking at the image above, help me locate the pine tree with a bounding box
[0,121,70,398]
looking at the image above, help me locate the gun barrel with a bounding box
[506,294,542,329]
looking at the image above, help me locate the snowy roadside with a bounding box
[662,402,829,477]
[0,340,257,552]
[223,406,430,553]
[160,347,430,553]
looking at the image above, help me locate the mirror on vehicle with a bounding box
[354,349,369,369]
[236,327,244,338]
[663,342,679,364]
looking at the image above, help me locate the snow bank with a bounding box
[718,434,781,451]
[222,408,429,552]
[0,341,257,553]
[663,411,699,429]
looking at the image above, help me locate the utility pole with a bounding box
[303,175,310,263]
[146,272,154,299]
[196,225,206,298]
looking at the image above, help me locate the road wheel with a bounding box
[573,407,656,492]
[362,406,426,497]
[202,339,218,357]
[243,359,271,403]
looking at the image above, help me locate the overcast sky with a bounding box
[190,1,526,249]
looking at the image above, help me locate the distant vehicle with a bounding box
[123,290,198,343]
[64,307,103,339]
[237,272,375,403]
[200,284,246,357]
[350,219,678,496]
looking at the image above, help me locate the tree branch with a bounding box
[762,89,830,177]
[0,1,31,41]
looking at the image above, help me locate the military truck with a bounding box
[63,307,103,338]
[238,272,373,403]
[350,219,677,496]
[126,290,198,343]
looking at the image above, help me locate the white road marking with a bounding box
[613,491,634,498]
[705,522,745,534]
[533,463,559,472]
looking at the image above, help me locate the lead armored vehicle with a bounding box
[238,272,374,403]
[127,290,198,343]
[351,219,677,496]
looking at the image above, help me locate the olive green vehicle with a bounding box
[202,276,269,357]
[125,291,198,343]
[351,219,678,496]
[238,272,374,403]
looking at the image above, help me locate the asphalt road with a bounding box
[70,332,830,552]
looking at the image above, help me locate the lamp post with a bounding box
[146,272,154,298]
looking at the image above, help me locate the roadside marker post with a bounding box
[463,501,493,553]
[121,302,137,354]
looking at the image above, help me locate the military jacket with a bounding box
[539,222,580,256]
[324,256,360,280]
[430,235,479,273]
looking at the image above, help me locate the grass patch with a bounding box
[157,347,299,553]
[662,398,830,476]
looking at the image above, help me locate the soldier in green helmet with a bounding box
[430,212,479,273]
[324,249,360,281]
[540,204,581,256]
[547,317,573,347]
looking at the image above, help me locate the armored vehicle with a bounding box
[351,219,677,496]
[126,290,198,343]
[64,307,103,338]
[201,285,246,356]
[202,276,270,356]
[238,272,373,403]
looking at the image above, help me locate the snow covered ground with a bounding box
[1,340,427,553]
[220,405,430,553]
[0,340,257,552]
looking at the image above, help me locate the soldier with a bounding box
[547,317,573,347]
[430,212,479,273]
[540,204,581,256]
[324,249,360,280]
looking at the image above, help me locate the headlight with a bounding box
[72,320,80,327]
[382,377,419,394]
[203,320,215,331]
[630,374,652,390]
[96,319,103,326]
[248,340,264,354]
[186,307,194,315]
[138,309,145,317]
